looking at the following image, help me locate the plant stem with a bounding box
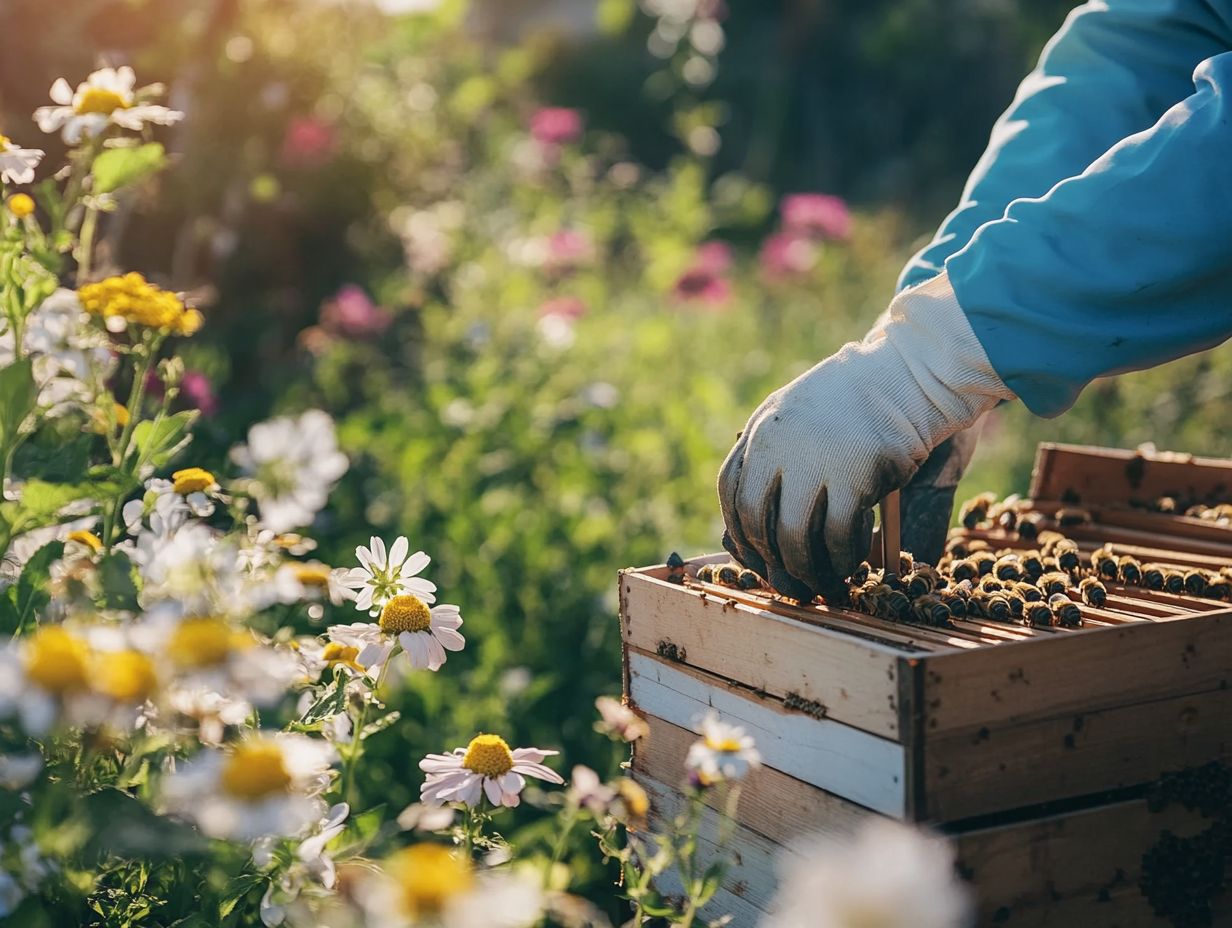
[545,804,580,887]
[76,204,100,284]
[341,659,389,808]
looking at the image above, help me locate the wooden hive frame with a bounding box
[620,444,1232,926]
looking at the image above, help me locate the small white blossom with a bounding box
[328,597,463,674]
[685,712,760,787]
[0,134,43,185]
[419,734,562,809]
[34,67,183,144]
[338,535,436,616]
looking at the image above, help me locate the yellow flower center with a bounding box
[615,778,650,820]
[705,735,744,753]
[220,741,292,800]
[172,467,215,495]
[67,530,103,553]
[461,733,515,778]
[321,641,362,670]
[175,308,204,336]
[0,134,10,149]
[295,564,332,588]
[94,650,158,702]
[383,844,474,917]
[379,595,432,635]
[24,627,90,695]
[166,617,244,668]
[113,403,130,427]
[6,194,35,219]
[78,274,192,332]
[75,87,129,116]
[837,904,896,928]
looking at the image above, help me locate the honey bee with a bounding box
[1048,593,1082,628]
[1079,576,1107,607]
[993,554,1022,582]
[978,575,1005,594]
[1185,504,1209,519]
[1037,531,1067,553]
[1141,564,1165,590]
[667,552,686,570]
[1004,589,1026,620]
[939,586,970,618]
[945,537,970,559]
[716,564,741,586]
[1019,551,1045,581]
[996,507,1019,532]
[850,561,872,585]
[1052,539,1081,572]
[959,491,998,529]
[1038,572,1072,597]
[696,564,716,583]
[1056,508,1091,527]
[1091,546,1119,581]
[966,539,992,553]
[898,552,916,576]
[1041,554,1061,573]
[1118,556,1143,585]
[972,552,997,577]
[905,565,941,598]
[1011,581,1043,602]
[1024,600,1054,627]
[911,594,953,628]
[738,568,763,590]
[881,588,912,622]
[1162,569,1186,594]
[1155,496,1178,514]
[973,591,1013,622]
[950,558,979,582]
[1205,577,1231,600]
[1017,512,1044,540]
[1183,569,1209,597]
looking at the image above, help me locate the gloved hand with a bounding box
[717,271,1014,601]
[899,425,982,565]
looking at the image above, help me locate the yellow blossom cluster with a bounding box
[78,273,203,335]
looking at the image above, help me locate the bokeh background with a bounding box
[6,0,1232,905]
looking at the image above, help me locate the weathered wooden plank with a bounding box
[1029,442,1232,507]
[621,569,909,738]
[638,773,785,923]
[632,713,874,841]
[627,650,908,817]
[924,685,1232,821]
[917,607,1232,733]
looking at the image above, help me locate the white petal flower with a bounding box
[329,594,463,674]
[684,712,760,787]
[338,535,436,616]
[33,67,183,143]
[160,733,337,841]
[762,819,974,928]
[419,734,562,809]
[230,410,348,534]
[595,695,649,742]
[0,753,43,790]
[0,133,43,185]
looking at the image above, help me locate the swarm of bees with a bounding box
[681,489,1232,632]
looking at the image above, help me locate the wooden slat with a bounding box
[916,607,1232,733]
[922,686,1232,821]
[1031,498,1232,548]
[632,713,873,841]
[1029,442,1232,506]
[626,649,908,817]
[620,569,910,739]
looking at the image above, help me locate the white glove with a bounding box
[717,271,1015,600]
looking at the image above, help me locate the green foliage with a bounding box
[91,144,168,196]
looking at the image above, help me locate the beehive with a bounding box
[620,444,1232,927]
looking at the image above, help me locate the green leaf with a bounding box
[91,143,167,195]
[99,550,141,611]
[132,410,197,469]
[296,679,348,727]
[0,358,37,449]
[82,788,209,859]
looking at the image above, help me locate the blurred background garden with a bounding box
[6,0,1232,912]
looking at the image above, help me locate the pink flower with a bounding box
[759,231,819,279]
[281,117,337,168]
[781,193,851,241]
[544,230,594,273]
[672,241,733,308]
[320,285,392,339]
[530,107,583,146]
[538,295,587,321]
[181,370,219,417]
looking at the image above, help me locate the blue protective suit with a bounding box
[897,0,1232,417]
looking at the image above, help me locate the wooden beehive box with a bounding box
[620,444,1232,927]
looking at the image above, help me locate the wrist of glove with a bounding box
[718,270,1015,601]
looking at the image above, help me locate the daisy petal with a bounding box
[433,627,466,652]
[484,777,504,806]
[388,536,408,569]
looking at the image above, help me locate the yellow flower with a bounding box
[171,467,215,495]
[6,193,35,218]
[114,403,130,427]
[77,273,200,334]
[24,627,90,695]
[93,650,158,703]
[220,741,292,800]
[382,844,474,919]
[66,530,103,553]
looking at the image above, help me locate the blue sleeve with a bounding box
[899,0,1232,292]
[948,49,1232,417]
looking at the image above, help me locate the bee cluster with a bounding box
[1139,762,1232,928]
[1146,495,1232,524]
[693,561,765,591]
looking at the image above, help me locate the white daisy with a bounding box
[272,562,354,607]
[258,803,352,927]
[338,535,436,616]
[132,523,255,616]
[160,733,337,841]
[328,594,463,674]
[0,754,43,790]
[0,133,43,185]
[230,409,348,534]
[762,819,973,928]
[419,734,562,809]
[358,843,544,928]
[595,695,649,742]
[33,66,183,144]
[684,712,760,787]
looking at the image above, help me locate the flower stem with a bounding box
[341,660,389,808]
